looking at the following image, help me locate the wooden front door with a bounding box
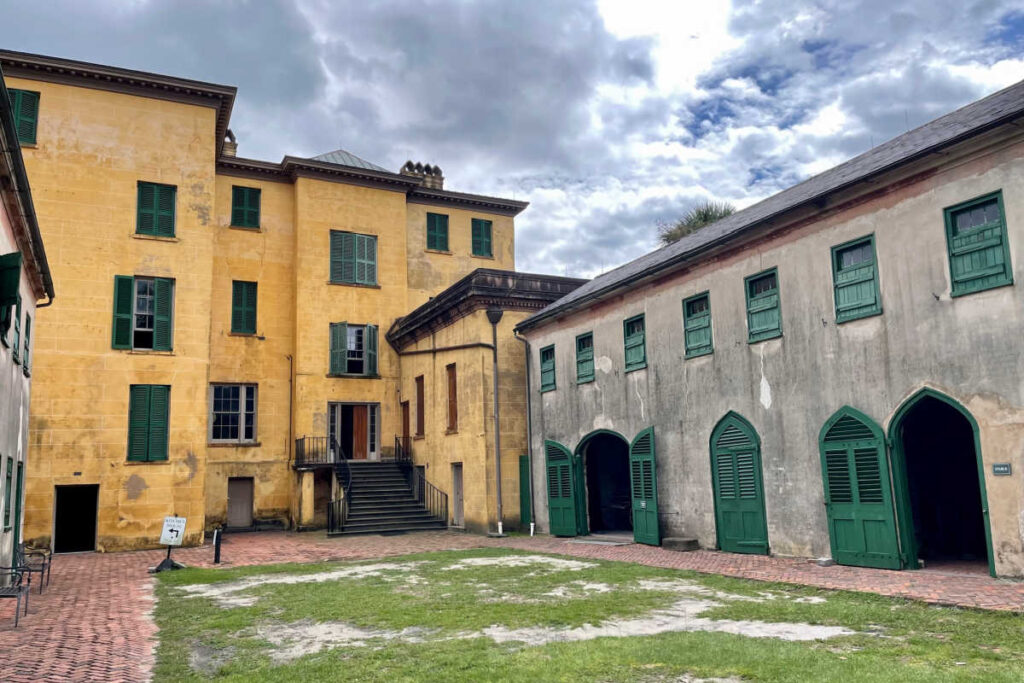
[351,405,369,459]
[227,477,254,528]
[452,463,464,527]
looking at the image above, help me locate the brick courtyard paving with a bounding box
[2,530,1023,682]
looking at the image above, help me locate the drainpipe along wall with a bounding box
[486,309,504,536]
[514,329,535,536]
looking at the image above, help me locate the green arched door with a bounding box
[710,413,769,554]
[819,407,901,569]
[545,440,578,537]
[630,427,660,545]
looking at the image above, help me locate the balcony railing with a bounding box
[394,436,412,464]
[294,436,346,469]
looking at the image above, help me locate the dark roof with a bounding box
[0,65,54,301]
[387,269,586,350]
[0,49,236,157]
[312,149,390,173]
[518,77,1024,331]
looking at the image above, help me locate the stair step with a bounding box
[330,519,447,536]
[348,509,436,520]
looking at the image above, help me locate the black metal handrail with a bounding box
[328,438,353,534]
[394,436,412,464]
[408,466,448,526]
[294,436,337,468]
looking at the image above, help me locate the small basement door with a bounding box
[53,484,98,553]
[227,477,254,528]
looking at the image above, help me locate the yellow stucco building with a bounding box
[2,50,581,550]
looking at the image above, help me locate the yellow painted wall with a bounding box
[17,77,216,550]
[405,203,515,309]
[205,174,296,528]
[397,308,529,533]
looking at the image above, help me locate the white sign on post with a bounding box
[159,516,187,546]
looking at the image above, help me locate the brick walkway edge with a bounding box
[2,530,1022,682]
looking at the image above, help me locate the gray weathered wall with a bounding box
[524,133,1024,577]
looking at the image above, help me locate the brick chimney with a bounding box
[400,160,444,189]
[222,129,237,158]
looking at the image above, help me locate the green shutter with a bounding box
[519,454,532,526]
[9,90,39,145]
[112,275,134,349]
[0,251,22,308]
[544,441,577,536]
[329,322,347,375]
[0,304,9,347]
[355,234,377,285]
[683,293,713,357]
[472,219,493,257]
[745,268,782,342]
[153,278,173,351]
[944,191,1013,297]
[629,427,660,545]
[623,314,646,371]
[710,414,769,554]
[427,213,448,251]
[147,385,170,461]
[539,345,555,392]
[128,386,151,462]
[330,232,377,285]
[12,460,24,549]
[819,407,901,569]
[21,314,31,376]
[365,324,378,376]
[832,236,881,323]
[137,182,176,237]
[231,186,260,228]
[575,333,594,383]
[3,457,11,529]
[11,294,21,364]
[231,281,257,334]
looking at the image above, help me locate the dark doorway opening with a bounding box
[54,484,98,553]
[583,433,632,533]
[900,396,987,566]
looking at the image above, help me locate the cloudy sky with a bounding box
[6,1,1022,277]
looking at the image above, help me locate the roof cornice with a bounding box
[409,186,529,216]
[0,50,236,156]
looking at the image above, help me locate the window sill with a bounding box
[470,253,494,260]
[124,349,176,356]
[685,349,713,359]
[748,333,782,344]
[229,224,261,232]
[950,279,1013,298]
[625,364,647,374]
[125,459,170,465]
[326,281,381,289]
[228,332,262,338]
[413,434,425,441]
[836,309,883,325]
[133,233,179,243]
[445,428,458,435]
[576,377,594,385]
[19,143,36,149]
[326,373,381,379]
[208,442,261,448]
[540,387,556,394]
[425,249,452,256]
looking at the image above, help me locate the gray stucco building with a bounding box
[517,79,1024,578]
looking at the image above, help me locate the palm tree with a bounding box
[658,200,735,245]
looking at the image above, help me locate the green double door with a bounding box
[710,414,769,555]
[819,408,901,569]
[544,427,660,545]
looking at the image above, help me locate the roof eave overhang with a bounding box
[408,187,529,216]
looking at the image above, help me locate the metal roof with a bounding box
[311,149,391,173]
[518,78,1024,331]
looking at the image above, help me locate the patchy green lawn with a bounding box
[153,548,1024,682]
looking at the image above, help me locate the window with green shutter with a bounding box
[231,281,257,334]
[576,333,594,383]
[0,251,20,348]
[231,186,261,228]
[472,218,493,257]
[11,294,21,364]
[136,182,176,237]
[745,268,782,342]
[329,230,378,286]
[21,314,31,376]
[3,456,12,530]
[111,275,174,351]
[623,314,647,372]
[426,213,449,251]
[539,345,556,392]
[832,235,881,322]
[683,292,713,358]
[944,190,1012,297]
[8,89,39,145]
[127,385,170,462]
[329,322,379,376]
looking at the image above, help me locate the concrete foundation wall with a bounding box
[525,135,1024,577]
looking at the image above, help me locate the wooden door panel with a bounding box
[352,405,368,459]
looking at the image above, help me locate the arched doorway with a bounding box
[710,412,769,555]
[889,389,995,576]
[577,431,632,534]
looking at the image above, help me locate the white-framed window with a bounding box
[209,384,257,444]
